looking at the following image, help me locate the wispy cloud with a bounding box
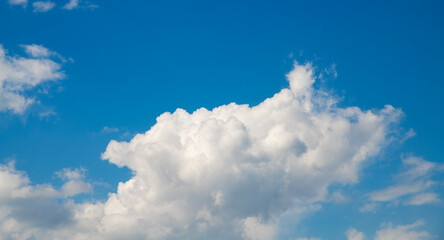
[7,0,27,7]
[62,0,79,10]
[32,1,56,13]
[374,220,431,240]
[368,156,442,206]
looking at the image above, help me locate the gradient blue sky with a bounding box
[1,0,443,239]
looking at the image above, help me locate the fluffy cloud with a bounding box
[32,1,56,12]
[0,44,64,114]
[368,156,442,206]
[1,63,406,239]
[81,62,399,239]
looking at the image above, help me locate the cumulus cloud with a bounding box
[368,156,442,206]
[374,220,431,240]
[32,1,56,12]
[88,62,400,239]
[0,44,64,114]
[1,63,405,239]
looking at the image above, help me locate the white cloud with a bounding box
[346,227,365,240]
[32,1,56,12]
[0,162,92,240]
[21,44,53,57]
[7,0,27,7]
[56,168,92,197]
[295,238,322,240]
[368,156,442,205]
[374,220,431,240]
[63,0,79,10]
[405,192,439,205]
[89,62,400,239]
[0,63,405,239]
[0,44,64,114]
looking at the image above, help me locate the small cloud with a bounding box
[21,44,52,57]
[346,227,364,240]
[87,3,99,9]
[329,191,349,203]
[38,110,57,119]
[102,126,119,133]
[359,202,380,213]
[0,44,65,115]
[400,128,416,143]
[56,167,86,180]
[63,0,79,10]
[8,0,27,7]
[32,1,56,13]
[56,168,92,197]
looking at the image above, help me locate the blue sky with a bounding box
[1,0,443,239]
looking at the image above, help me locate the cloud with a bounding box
[7,0,27,7]
[0,162,93,239]
[368,156,442,205]
[374,220,431,240]
[21,44,54,57]
[242,217,276,240]
[295,238,322,240]
[359,202,380,213]
[0,63,405,239]
[346,227,365,240]
[405,192,439,205]
[102,126,119,133]
[56,168,93,197]
[0,44,65,114]
[63,0,79,10]
[32,1,56,12]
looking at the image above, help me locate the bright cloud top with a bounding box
[0,44,64,114]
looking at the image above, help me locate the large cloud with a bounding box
[0,44,64,114]
[2,63,405,239]
[82,63,400,239]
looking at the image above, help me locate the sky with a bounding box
[0,0,443,239]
